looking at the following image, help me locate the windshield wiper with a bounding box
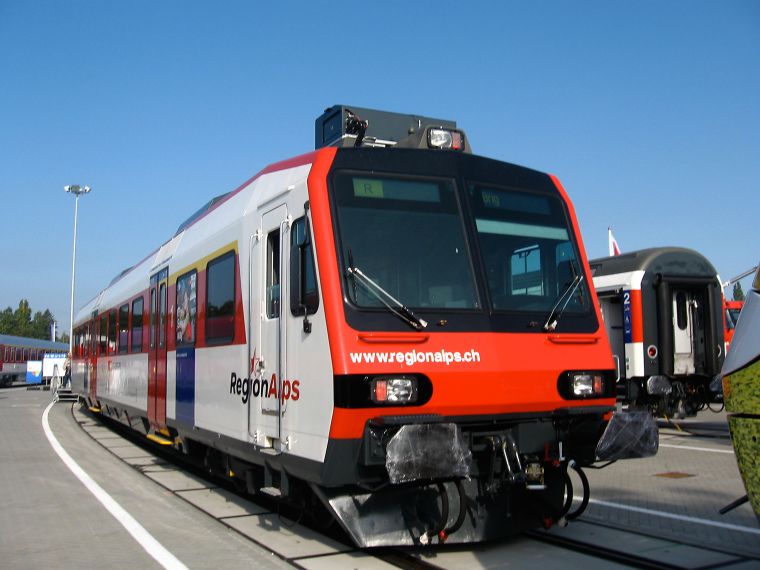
[543,269,584,332]
[346,265,428,331]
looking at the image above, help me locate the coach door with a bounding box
[148,268,169,427]
[672,289,696,375]
[597,293,625,390]
[254,205,289,442]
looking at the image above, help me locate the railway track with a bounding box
[70,402,758,570]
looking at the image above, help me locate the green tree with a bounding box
[15,299,32,337]
[733,282,745,302]
[0,307,15,334]
[0,300,59,340]
[31,309,55,339]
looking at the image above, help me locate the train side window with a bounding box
[159,283,167,348]
[23,349,29,361]
[676,292,688,330]
[131,297,144,352]
[108,310,117,354]
[88,323,94,357]
[290,217,319,316]
[99,315,108,355]
[176,271,197,346]
[267,230,281,318]
[150,288,157,349]
[206,251,235,344]
[118,304,129,354]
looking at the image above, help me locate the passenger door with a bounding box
[148,268,169,427]
[598,293,625,386]
[672,289,696,375]
[255,205,289,441]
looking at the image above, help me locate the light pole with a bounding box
[65,184,91,355]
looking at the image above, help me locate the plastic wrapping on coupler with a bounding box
[385,423,473,484]
[596,411,659,460]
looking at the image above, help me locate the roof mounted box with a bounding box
[315,105,469,152]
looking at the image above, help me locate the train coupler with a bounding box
[484,433,545,491]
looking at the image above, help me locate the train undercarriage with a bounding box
[92,400,623,547]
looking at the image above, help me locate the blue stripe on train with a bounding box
[176,347,195,426]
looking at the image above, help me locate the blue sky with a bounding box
[1,1,758,336]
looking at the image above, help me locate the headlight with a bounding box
[371,376,418,404]
[571,373,603,396]
[557,371,611,399]
[428,128,465,151]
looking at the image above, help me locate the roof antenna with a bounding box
[345,108,368,147]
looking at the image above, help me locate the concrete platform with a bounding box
[0,388,292,569]
[582,409,760,559]
[2,386,758,569]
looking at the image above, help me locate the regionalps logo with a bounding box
[229,372,300,404]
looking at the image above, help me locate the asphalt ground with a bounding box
[2,386,759,569]
[0,386,292,569]
[579,408,760,559]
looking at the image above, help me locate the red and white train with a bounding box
[590,247,725,418]
[71,106,644,546]
[0,334,68,387]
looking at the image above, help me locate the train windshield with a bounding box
[466,183,591,315]
[332,174,479,311]
[330,162,596,332]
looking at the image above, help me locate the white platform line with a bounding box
[42,402,188,570]
[587,498,760,536]
[659,443,734,454]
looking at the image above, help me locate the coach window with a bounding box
[176,271,197,346]
[206,251,235,343]
[23,349,29,361]
[108,310,117,354]
[676,292,688,330]
[99,315,108,355]
[159,283,167,348]
[87,323,94,357]
[118,304,129,354]
[266,231,281,318]
[290,217,319,315]
[150,288,157,349]
[131,297,144,352]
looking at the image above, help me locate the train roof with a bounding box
[0,333,68,350]
[589,247,718,279]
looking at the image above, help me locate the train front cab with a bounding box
[591,248,724,417]
[300,145,639,546]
